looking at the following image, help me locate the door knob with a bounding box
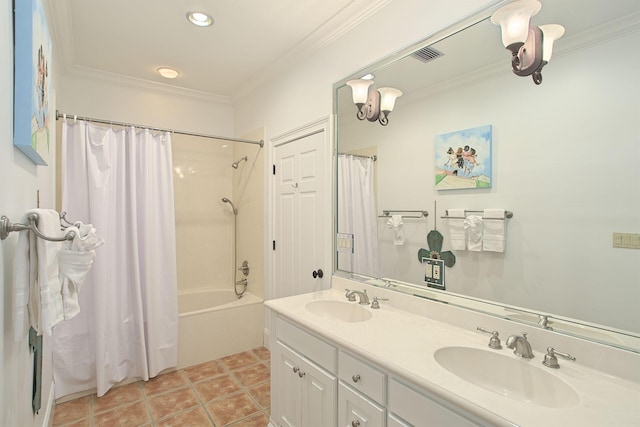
[312,269,324,278]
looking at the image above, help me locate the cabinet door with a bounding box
[300,356,337,427]
[338,382,385,427]
[274,342,303,427]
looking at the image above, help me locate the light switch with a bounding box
[612,232,640,249]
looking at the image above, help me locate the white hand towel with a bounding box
[464,215,483,251]
[483,209,506,252]
[59,222,104,320]
[386,215,405,245]
[13,209,65,339]
[447,209,466,250]
[34,209,65,335]
[13,220,36,340]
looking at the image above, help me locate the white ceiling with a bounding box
[46,0,390,99]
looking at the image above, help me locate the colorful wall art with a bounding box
[14,0,52,165]
[434,124,492,190]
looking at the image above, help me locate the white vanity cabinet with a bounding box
[270,312,482,427]
[272,317,338,427]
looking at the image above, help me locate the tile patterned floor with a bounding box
[52,347,271,427]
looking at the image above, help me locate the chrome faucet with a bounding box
[345,289,370,305]
[506,332,534,358]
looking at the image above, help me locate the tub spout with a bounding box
[235,277,248,298]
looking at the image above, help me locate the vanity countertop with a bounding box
[265,286,640,427]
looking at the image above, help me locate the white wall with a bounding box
[58,74,234,137]
[338,31,640,332]
[1,0,57,424]
[233,0,497,139]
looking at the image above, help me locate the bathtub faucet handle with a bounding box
[238,260,250,276]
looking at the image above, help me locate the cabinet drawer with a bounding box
[276,316,337,373]
[388,413,411,427]
[339,351,386,404]
[389,378,479,427]
[339,382,385,427]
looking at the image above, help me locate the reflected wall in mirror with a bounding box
[334,0,640,352]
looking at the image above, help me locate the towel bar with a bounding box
[441,210,513,220]
[379,210,429,219]
[1,214,75,242]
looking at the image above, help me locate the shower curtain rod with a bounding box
[55,110,264,147]
[338,152,377,161]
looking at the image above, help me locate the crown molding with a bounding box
[65,65,232,105]
[231,0,392,103]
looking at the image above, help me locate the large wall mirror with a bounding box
[333,0,639,352]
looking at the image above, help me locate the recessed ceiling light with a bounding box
[187,11,213,27]
[157,67,180,79]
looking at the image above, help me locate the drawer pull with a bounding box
[298,370,306,378]
[351,421,361,427]
[292,367,299,374]
[352,374,361,383]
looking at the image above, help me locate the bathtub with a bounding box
[177,288,264,368]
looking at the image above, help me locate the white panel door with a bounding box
[273,129,326,298]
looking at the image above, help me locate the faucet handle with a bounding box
[371,297,389,309]
[345,289,356,301]
[477,327,502,349]
[542,347,576,369]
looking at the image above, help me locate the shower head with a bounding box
[221,197,238,215]
[231,156,248,169]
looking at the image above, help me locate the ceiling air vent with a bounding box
[411,46,444,64]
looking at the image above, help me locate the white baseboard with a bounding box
[43,381,55,427]
[263,327,271,350]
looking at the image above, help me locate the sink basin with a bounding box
[434,346,580,408]
[305,300,372,323]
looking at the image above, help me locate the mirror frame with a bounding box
[331,1,640,354]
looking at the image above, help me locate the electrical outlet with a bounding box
[423,257,445,290]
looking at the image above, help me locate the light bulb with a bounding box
[377,87,403,112]
[346,79,374,105]
[539,24,565,62]
[491,0,542,48]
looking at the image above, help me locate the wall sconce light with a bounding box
[346,79,403,126]
[491,0,565,85]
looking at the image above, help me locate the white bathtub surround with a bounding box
[177,289,264,368]
[265,276,640,426]
[54,120,178,399]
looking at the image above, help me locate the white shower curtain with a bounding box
[53,120,178,398]
[337,154,379,277]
